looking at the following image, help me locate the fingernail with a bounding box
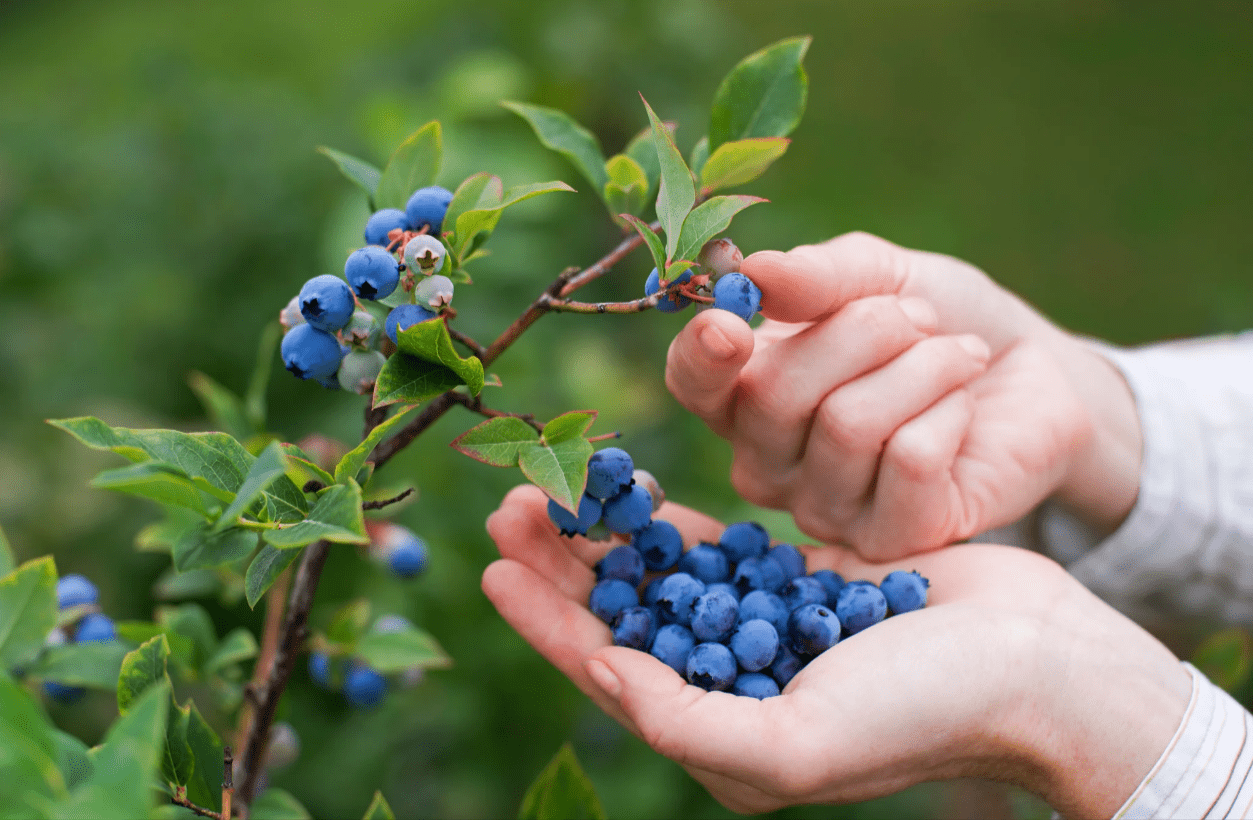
[899,297,937,331]
[585,658,622,698]
[699,322,737,360]
[956,334,991,362]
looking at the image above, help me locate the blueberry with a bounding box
[403,235,446,274]
[686,643,737,691]
[363,208,409,247]
[343,663,387,708]
[586,448,634,499]
[705,582,741,602]
[737,590,789,636]
[345,246,401,301]
[595,544,645,587]
[732,672,780,699]
[766,543,806,582]
[690,589,739,643]
[632,519,683,571]
[299,274,356,332]
[770,644,805,688]
[644,267,693,313]
[281,324,345,381]
[677,542,731,585]
[835,582,888,635]
[266,722,301,769]
[718,521,769,563]
[880,570,930,615]
[781,576,828,611]
[601,485,653,533]
[74,613,116,643]
[405,186,453,234]
[56,574,98,610]
[589,579,639,624]
[308,652,333,689]
[650,624,695,675]
[809,570,847,604]
[337,350,386,395]
[547,494,602,537]
[611,606,655,650]
[712,272,762,322]
[43,681,84,704]
[343,310,382,348]
[415,274,455,308]
[732,556,786,597]
[388,538,429,579]
[370,522,429,578]
[656,573,706,627]
[641,575,666,607]
[730,619,779,673]
[385,304,438,346]
[373,615,413,634]
[787,604,840,657]
[697,238,743,282]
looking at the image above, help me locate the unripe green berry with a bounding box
[698,237,743,282]
[338,350,386,395]
[414,274,455,308]
[403,235,446,274]
[343,310,381,349]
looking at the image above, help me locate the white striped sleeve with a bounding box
[1116,663,1253,819]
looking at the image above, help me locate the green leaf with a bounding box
[443,172,500,245]
[452,180,575,257]
[115,622,196,673]
[251,788,312,820]
[0,673,65,812]
[624,122,673,203]
[542,411,596,445]
[374,353,465,408]
[0,524,13,576]
[619,214,666,275]
[92,462,211,517]
[1192,627,1253,692]
[0,556,57,672]
[183,702,223,811]
[263,483,368,549]
[502,101,608,194]
[376,318,484,406]
[117,635,170,714]
[317,146,382,202]
[204,628,257,674]
[708,36,811,151]
[699,137,789,193]
[246,322,281,431]
[172,523,259,573]
[672,195,766,264]
[518,743,606,820]
[602,154,649,224]
[689,135,710,180]
[450,417,539,467]
[664,259,698,282]
[355,624,452,672]
[279,443,336,489]
[244,545,302,609]
[52,729,93,791]
[27,641,130,689]
[187,371,250,442]
[163,699,194,790]
[157,604,219,671]
[518,437,593,515]
[334,405,418,485]
[373,121,442,211]
[363,791,396,820]
[215,441,289,530]
[640,96,695,262]
[327,599,372,647]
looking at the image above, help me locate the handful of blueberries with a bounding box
[552,448,930,699]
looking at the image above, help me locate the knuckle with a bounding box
[818,390,882,451]
[730,455,786,508]
[885,423,951,482]
[832,231,905,279]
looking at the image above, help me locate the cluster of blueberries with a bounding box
[42,574,118,703]
[307,615,426,708]
[279,185,457,394]
[645,237,764,322]
[556,448,930,698]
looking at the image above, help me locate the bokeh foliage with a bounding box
[1,1,1250,818]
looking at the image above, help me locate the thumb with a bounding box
[743,232,911,324]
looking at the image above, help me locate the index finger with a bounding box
[744,232,912,324]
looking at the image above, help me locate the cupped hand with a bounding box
[667,232,1142,560]
[482,484,1189,817]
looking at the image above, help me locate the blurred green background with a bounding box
[1,1,1250,818]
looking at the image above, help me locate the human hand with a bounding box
[667,232,1143,560]
[482,484,1189,817]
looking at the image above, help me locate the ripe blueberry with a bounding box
[730,618,779,673]
[585,448,634,499]
[363,208,409,247]
[650,624,695,675]
[299,275,356,332]
[56,574,99,610]
[718,521,769,563]
[685,642,736,691]
[345,246,401,302]
[787,604,840,656]
[601,484,653,533]
[690,589,739,643]
[770,644,804,688]
[547,494,602,537]
[385,304,438,346]
[644,267,693,313]
[712,272,762,322]
[677,542,731,585]
[343,663,387,708]
[809,569,847,604]
[74,613,116,643]
[595,544,645,587]
[705,582,741,602]
[781,576,828,611]
[642,575,666,607]
[655,573,706,627]
[732,672,780,700]
[880,570,930,614]
[835,582,888,634]
[589,579,639,624]
[631,519,683,571]
[308,651,333,689]
[405,185,453,234]
[737,590,789,637]
[611,606,655,650]
[282,324,345,381]
[766,543,806,582]
[732,556,785,597]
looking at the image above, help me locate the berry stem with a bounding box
[539,293,663,314]
[448,391,543,432]
[446,326,487,359]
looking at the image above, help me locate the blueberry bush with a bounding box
[1,38,819,819]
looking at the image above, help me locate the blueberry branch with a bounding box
[446,325,487,359]
[538,292,663,314]
[361,487,415,510]
[171,793,224,820]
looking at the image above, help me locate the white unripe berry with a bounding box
[337,350,386,395]
[265,722,300,770]
[280,295,306,332]
[697,237,743,282]
[403,235,446,274]
[415,274,455,308]
[632,469,665,511]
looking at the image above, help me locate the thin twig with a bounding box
[448,391,543,432]
[539,293,662,314]
[557,224,656,296]
[222,746,234,820]
[586,432,622,443]
[362,487,415,510]
[447,326,487,359]
[232,569,291,753]
[363,399,389,441]
[172,794,223,820]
